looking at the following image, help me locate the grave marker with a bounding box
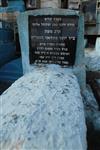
[25,0,40,10]
[17,8,85,90]
[29,15,78,66]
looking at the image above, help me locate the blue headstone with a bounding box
[0,42,16,67]
[0,28,14,42]
[0,0,25,12]
[0,58,23,82]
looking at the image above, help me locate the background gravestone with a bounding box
[41,0,61,8]
[17,8,86,91]
[25,0,40,10]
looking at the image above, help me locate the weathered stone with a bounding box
[85,38,100,71]
[0,65,87,150]
[83,85,100,131]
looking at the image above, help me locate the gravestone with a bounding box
[68,0,80,10]
[41,0,61,8]
[29,15,78,66]
[82,0,97,25]
[17,8,85,91]
[25,0,40,10]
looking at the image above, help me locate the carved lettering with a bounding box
[29,15,78,66]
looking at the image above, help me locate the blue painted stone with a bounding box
[0,42,16,67]
[0,0,25,12]
[0,20,12,29]
[0,58,23,82]
[0,28,14,42]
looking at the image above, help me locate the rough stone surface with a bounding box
[85,56,100,71]
[85,38,100,71]
[83,85,99,112]
[0,65,87,150]
[84,38,100,131]
[83,86,100,131]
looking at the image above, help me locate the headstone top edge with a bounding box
[18,8,79,17]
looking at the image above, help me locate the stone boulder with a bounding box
[0,65,87,150]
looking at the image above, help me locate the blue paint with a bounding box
[0,58,23,82]
[0,20,12,29]
[0,28,14,42]
[0,0,25,12]
[0,42,16,67]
